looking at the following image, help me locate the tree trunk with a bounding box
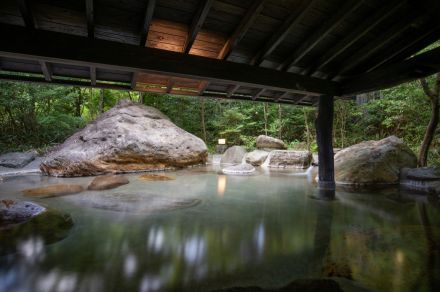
[303,107,310,151]
[200,97,207,143]
[139,92,145,104]
[278,104,282,139]
[99,89,105,114]
[74,87,83,117]
[418,75,440,167]
[263,102,268,135]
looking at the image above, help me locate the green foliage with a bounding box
[0,74,438,166]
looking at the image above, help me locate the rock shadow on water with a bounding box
[1,200,74,256]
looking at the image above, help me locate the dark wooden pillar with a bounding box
[315,94,335,191]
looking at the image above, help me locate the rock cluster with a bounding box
[265,150,312,169]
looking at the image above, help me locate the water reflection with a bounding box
[217,175,227,197]
[1,168,440,291]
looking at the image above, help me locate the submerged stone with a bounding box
[0,204,73,255]
[334,136,417,186]
[88,175,129,190]
[40,100,207,177]
[222,163,256,175]
[22,184,84,198]
[1,200,46,228]
[138,173,176,181]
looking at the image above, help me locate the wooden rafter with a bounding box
[39,61,52,81]
[18,0,35,29]
[218,0,265,60]
[341,46,440,95]
[85,0,94,38]
[302,0,405,76]
[184,0,214,54]
[333,14,424,78]
[227,84,240,97]
[251,0,318,66]
[130,72,138,89]
[365,25,440,73]
[275,92,289,102]
[252,88,265,100]
[279,0,363,71]
[139,0,156,47]
[90,66,97,86]
[0,24,340,96]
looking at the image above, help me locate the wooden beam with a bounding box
[184,0,214,54]
[90,66,97,86]
[130,72,138,89]
[295,94,312,105]
[251,0,318,66]
[218,0,265,60]
[252,88,265,100]
[341,46,440,96]
[0,24,341,96]
[139,0,156,47]
[166,79,175,93]
[18,0,35,29]
[275,91,289,102]
[303,0,405,76]
[85,0,94,38]
[365,25,440,73]
[315,95,335,190]
[280,0,363,71]
[333,14,423,78]
[39,61,52,81]
[227,84,239,97]
[0,73,130,90]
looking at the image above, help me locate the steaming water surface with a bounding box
[0,166,439,291]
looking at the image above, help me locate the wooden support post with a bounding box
[315,95,335,190]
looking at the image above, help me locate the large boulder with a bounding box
[1,200,46,228]
[265,150,312,169]
[256,135,286,150]
[245,150,269,166]
[220,146,247,164]
[0,151,37,168]
[334,136,417,186]
[400,167,440,194]
[40,100,207,176]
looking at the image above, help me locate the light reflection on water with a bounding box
[0,166,439,292]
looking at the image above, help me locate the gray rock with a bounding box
[0,151,37,168]
[334,136,417,186]
[256,135,286,150]
[220,146,247,164]
[1,200,46,227]
[245,150,269,166]
[265,150,312,169]
[400,167,440,194]
[222,163,256,175]
[40,100,207,177]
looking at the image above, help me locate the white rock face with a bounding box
[222,163,256,175]
[40,100,207,177]
[265,150,312,169]
[334,136,417,185]
[245,150,269,166]
[256,135,286,150]
[220,146,247,164]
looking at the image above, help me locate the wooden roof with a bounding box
[0,0,439,105]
